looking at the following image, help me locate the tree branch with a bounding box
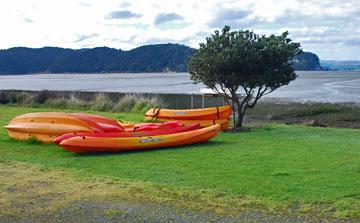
[247,86,268,108]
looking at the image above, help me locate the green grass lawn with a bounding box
[0,105,359,219]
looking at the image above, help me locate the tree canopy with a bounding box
[188,26,302,128]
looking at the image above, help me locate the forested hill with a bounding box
[0,44,195,74]
[0,44,321,74]
[292,52,323,71]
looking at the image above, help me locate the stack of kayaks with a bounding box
[144,105,232,130]
[5,112,125,144]
[5,111,221,153]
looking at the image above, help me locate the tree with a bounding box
[188,26,301,128]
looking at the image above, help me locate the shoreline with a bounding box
[1,71,360,103]
[1,90,360,129]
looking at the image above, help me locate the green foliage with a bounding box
[131,95,163,113]
[0,91,9,104]
[188,26,302,128]
[44,94,89,109]
[0,91,162,114]
[6,91,33,104]
[90,93,114,111]
[113,94,164,113]
[33,90,53,104]
[113,94,137,112]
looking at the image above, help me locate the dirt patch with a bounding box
[0,162,354,222]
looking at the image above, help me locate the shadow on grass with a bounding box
[72,140,229,158]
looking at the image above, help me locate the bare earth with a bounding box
[0,162,351,223]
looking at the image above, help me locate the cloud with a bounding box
[1,0,360,60]
[119,2,131,8]
[23,18,34,23]
[154,13,184,25]
[78,2,92,8]
[208,8,257,28]
[74,33,98,43]
[106,10,141,19]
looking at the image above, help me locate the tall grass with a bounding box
[113,94,163,113]
[90,93,114,111]
[0,90,164,114]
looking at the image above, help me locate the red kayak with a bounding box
[125,121,183,132]
[54,123,200,145]
[69,113,124,133]
[70,113,184,133]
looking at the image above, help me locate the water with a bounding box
[0,71,360,103]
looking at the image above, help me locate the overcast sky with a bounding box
[1,0,359,60]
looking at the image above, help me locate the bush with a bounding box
[44,97,68,108]
[113,94,137,112]
[113,94,163,113]
[67,94,89,109]
[0,91,9,104]
[33,90,53,104]
[6,92,32,104]
[90,93,113,111]
[132,96,163,113]
[1,91,164,114]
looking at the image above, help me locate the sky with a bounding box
[0,0,359,60]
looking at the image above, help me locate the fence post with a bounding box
[202,94,205,108]
[190,94,194,109]
[232,99,235,129]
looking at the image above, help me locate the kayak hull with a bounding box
[5,112,96,143]
[145,117,229,130]
[59,124,220,153]
[54,123,200,145]
[145,105,232,120]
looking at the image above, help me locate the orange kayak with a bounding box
[145,105,232,120]
[5,112,186,143]
[54,123,200,145]
[150,118,230,130]
[5,112,97,143]
[59,124,220,153]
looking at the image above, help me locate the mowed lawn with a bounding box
[0,105,359,218]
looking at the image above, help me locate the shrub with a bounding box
[113,94,137,112]
[67,94,89,109]
[132,96,163,113]
[113,94,163,113]
[0,91,9,104]
[33,90,53,104]
[44,97,68,108]
[90,93,113,111]
[7,92,33,104]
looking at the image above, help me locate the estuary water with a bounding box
[0,71,360,103]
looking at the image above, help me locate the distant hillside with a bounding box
[292,52,323,71]
[0,44,195,74]
[320,60,360,71]
[0,44,322,74]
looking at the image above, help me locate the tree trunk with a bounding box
[234,99,247,128]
